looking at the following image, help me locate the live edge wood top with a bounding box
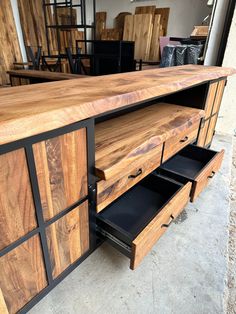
[95,103,204,180]
[7,70,85,80]
[0,65,235,145]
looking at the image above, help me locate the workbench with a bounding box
[7,69,86,86]
[0,65,235,314]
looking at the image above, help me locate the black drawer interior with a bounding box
[159,144,218,181]
[97,174,183,246]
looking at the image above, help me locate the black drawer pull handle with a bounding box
[161,215,175,228]
[208,171,216,179]
[128,168,142,179]
[180,136,189,143]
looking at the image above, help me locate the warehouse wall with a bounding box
[216,6,236,135]
[96,0,211,37]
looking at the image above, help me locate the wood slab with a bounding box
[133,14,153,61]
[95,103,204,180]
[8,70,85,81]
[155,8,170,36]
[123,15,134,41]
[0,0,22,85]
[0,65,235,145]
[96,12,107,40]
[149,14,161,61]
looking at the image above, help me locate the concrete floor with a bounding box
[29,134,234,314]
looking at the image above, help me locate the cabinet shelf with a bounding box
[95,103,204,180]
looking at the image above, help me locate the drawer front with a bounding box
[191,149,224,202]
[163,121,200,162]
[97,145,163,213]
[130,182,191,269]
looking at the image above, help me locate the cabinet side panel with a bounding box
[46,201,89,279]
[0,235,47,314]
[33,129,88,220]
[0,149,37,250]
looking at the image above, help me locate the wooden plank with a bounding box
[155,8,170,36]
[204,82,218,118]
[212,80,226,114]
[133,14,153,61]
[149,14,161,61]
[8,70,85,81]
[0,235,47,314]
[0,0,22,85]
[197,119,210,147]
[46,201,89,278]
[135,5,156,19]
[101,29,121,41]
[123,15,134,41]
[0,289,8,314]
[191,26,209,37]
[162,121,200,162]
[192,150,224,201]
[17,0,56,54]
[97,144,162,212]
[0,65,234,146]
[0,149,37,251]
[131,182,191,269]
[95,103,204,180]
[115,12,131,37]
[96,12,107,40]
[33,129,88,221]
[205,114,218,147]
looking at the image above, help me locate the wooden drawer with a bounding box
[162,121,200,162]
[159,145,224,202]
[96,144,163,213]
[97,174,191,270]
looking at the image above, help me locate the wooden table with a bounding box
[7,69,86,86]
[0,65,235,313]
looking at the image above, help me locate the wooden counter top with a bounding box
[0,65,235,145]
[95,103,204,180]
[7,70,85,80]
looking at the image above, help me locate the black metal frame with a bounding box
[42,0,96,57]
[0,118,98,314]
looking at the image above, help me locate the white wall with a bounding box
[96,0,211,37]
[216,6,236,135]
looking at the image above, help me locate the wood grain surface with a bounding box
[0,65,234,146]
[33,129,87,221]
[96,12,107,40]
[205,114,218,146]
[197,119,210,147]
[0,149,37,250]
[97,144,162,212]
[155,8,170,36]
[95,103,204,180]
[123,15,134,41]
[0,289,8,314]
[0,0,22,85]
[131,182,191,269]
[212,79,226,115]
[162,121,200,162]
[0,235,47,314]
[133,14,153,61]
[192,150,224,202]
[8,70,85,81]
[204,82,218,118]
[46,201,89,279]
[149,14,161,61]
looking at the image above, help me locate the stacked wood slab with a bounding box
[123,6,170,62]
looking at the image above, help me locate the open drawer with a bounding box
[97,174,191,270]
[159,145,224,202]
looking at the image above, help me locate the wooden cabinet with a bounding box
[0,149,37,251]
[33,129,88,221]
[0,235,47,314]
[0,124,90,313]
[46,201,89,279]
